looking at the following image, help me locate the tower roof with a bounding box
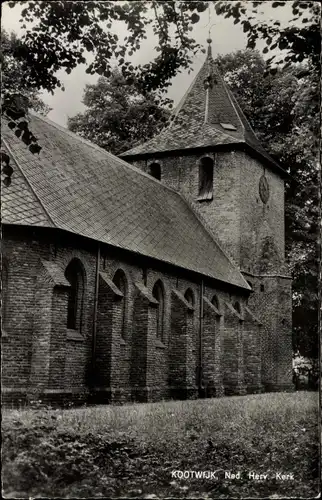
[121,47,286,177]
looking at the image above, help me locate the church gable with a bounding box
[2,113,249,291]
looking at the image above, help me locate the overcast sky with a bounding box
[2,1,294,127]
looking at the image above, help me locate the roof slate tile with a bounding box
[2,113,250,290]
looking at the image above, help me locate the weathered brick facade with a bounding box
[1,45,293,405]
[127,150,293,396]
[2,223,274,405]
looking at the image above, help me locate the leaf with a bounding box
[279,39,289,50]
[243,21,251,32]
[21,131,32,145]
[29,144,42,154]
[2,164,14,177]
[3,177,11,187]
[190,13,200,24]
[17,120,29,130]
[0,152,10,164]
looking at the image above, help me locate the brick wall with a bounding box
[169,289,196,400]
[29,262,56,394]
[243,307,263,394]
[222,302,246,395]
[130,150,286,277]
[3,224,292,406]
[202,297,224,397]
[128,147,292,395]
[2,236,46,396]
[242,272,293,391]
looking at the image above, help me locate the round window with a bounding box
[259,175,270,204]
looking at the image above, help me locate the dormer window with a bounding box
[220,123,237,131]
[148,162,161,181]
[198,156,213,201]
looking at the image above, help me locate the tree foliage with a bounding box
[1,30,51,185]
[216,49,318,358]
[1,30,52,116]
[214,1,320,67]
[8,1,209,96]
[68,69,171,155]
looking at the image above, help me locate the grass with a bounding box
[2,392,319,498]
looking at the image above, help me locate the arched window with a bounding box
[113,269,127,340]
[198,156,214,200]
[148,162,161,181]
[184,288,194,307]
[152,280,164,340]
[65,259,85,331]
[234,301,241,314]
[211,294,219,310]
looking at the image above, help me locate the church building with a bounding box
[1,43,293,405]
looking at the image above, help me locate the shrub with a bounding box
[293,354,319,390]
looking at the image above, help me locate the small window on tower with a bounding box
[148,162,161,181]
[198,156,213,201]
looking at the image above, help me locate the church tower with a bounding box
[121,41,293,391]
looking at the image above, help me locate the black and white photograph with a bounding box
[1,1,320,498]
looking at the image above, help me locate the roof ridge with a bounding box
[227,88,260,143]
[2,137,56,228]
[29,111,181,195]
[225,92,287,175]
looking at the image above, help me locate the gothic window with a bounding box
[113,269,127,340]
[65,259,85,331]
[148,162,161,181]
[198,156,213,200]
[152,280,164,341]
[234,301,241,314]
[184,288,194,307]
[211,294,219,310]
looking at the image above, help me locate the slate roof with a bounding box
[2,113,250,291]
[121,50,286,177]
